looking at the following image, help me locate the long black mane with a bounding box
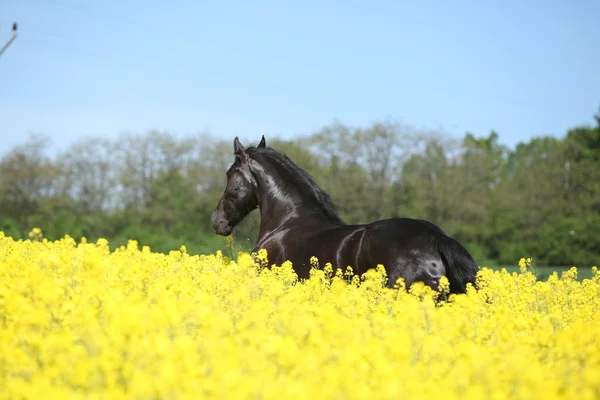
[247,145,344,225]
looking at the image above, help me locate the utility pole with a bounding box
[0,22,18,58]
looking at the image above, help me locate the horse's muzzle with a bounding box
[211,211,233,236]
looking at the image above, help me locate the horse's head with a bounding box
[211,135,266,236]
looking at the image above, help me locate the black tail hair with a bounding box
[438,235,480,294]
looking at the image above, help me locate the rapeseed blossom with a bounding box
[1,229,599,399]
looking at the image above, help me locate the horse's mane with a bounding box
[247,146,344,224]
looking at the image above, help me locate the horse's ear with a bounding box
[233,137,247,160]
[258,135,266,148]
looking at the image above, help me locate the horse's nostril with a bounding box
[212,216,226,228]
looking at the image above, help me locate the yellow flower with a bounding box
[28,227,43,241]
[0,231,598,399]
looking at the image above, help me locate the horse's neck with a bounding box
[256,174,325,232]
[257,179,301,223]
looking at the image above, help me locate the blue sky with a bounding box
[1,0,599,156]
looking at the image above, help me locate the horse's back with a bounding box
[363,217,447,240]
[361,217,448,289]
[260,216,475,293]
[285,217,448,287]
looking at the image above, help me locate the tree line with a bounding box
[1,109,599,267]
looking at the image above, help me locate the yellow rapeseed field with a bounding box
[1,229,599,399]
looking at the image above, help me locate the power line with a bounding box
[0,22,18,58]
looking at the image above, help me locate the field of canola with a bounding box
[1,229,599,399]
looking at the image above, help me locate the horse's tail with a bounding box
[437,235,480,294]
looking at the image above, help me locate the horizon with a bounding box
[1,0,599,157]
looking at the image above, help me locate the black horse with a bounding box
[211,136,479,294]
